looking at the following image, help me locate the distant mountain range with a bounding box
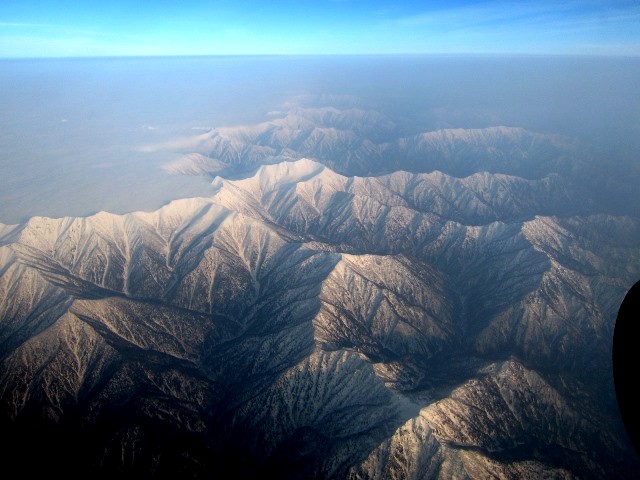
[1,101,639,478]
[164,108,572,178]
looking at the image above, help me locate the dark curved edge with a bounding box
[613,280,640,456]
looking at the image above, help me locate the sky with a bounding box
[0,0,639,57]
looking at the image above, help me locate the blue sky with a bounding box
[1,0,639,57]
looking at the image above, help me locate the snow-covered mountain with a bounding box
[161,102,635,219]
[163,108,573,179]
[1,149,638,477]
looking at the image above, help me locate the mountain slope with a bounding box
[1,155,638,477]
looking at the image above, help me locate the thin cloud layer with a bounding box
[0,0,639,56]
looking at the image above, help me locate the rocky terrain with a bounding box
[1,102,639,478]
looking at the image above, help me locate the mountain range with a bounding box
[1,101,638,478]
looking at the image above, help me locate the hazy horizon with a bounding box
[1,54,639,224]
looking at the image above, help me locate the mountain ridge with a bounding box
[1,153,638,477]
